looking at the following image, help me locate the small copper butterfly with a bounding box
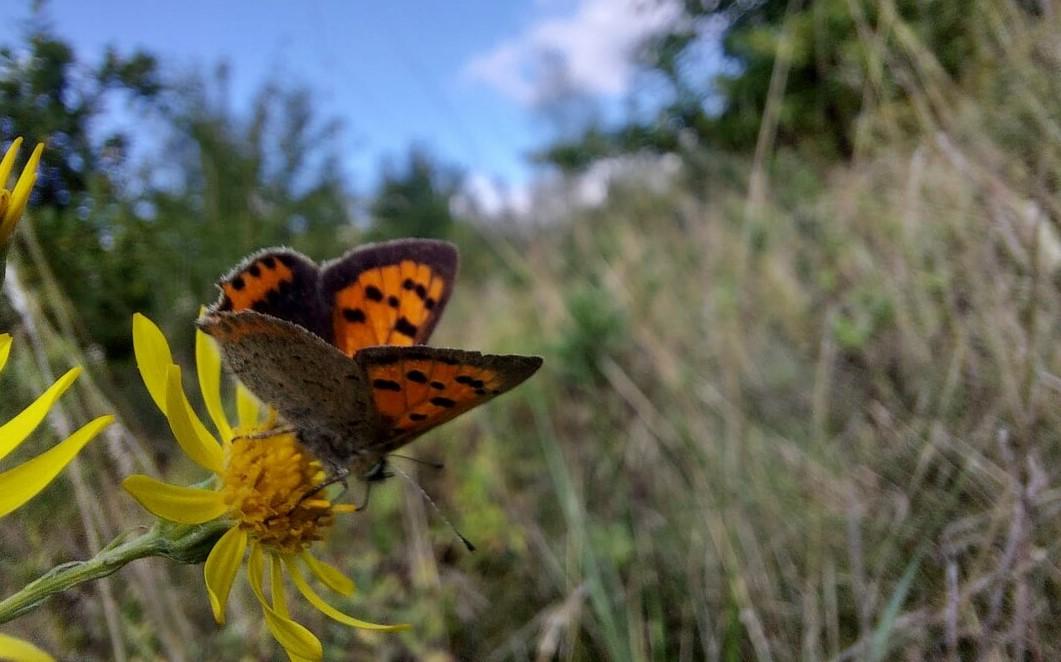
[197,239,542,479]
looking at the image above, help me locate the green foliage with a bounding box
[0,31,160,207]
[539,0,1006,169]
[552,282,629,387]
[367,146,462,241]
[134,74,355,347]
[832,285,895,351]
[1,28,356,361]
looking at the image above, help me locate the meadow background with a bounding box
[1,1,1060,660]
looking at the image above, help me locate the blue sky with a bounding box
[0,0,682,210]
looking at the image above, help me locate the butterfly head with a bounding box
[361,459,393,483]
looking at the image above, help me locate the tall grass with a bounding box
[1,0,1059,659]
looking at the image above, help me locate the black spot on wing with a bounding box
[342,307,366,323]
[394,317,418,338]
[372,379,402,391]
[365,285,384,302]
[406,369,428,383]
[430,397,456,408]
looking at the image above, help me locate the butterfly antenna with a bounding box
[390,463,476,552]
[389,453,445,471]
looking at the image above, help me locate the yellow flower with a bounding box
[121,314,407,661]
[0,138,44,248]
[0,333,114,662]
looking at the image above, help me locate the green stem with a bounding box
[0,518,230,625]
[0,242,8,291]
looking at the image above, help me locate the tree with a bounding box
[367,146,463,241]
[0,25,162,354]
[538,0,995,170]
[1,24,355,359]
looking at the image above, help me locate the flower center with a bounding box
[219,430,351,553]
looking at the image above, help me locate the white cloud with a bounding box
[454,172,533,218]
[457,153,683,222]
[464,0,679,105]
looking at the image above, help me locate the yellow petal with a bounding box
[267,559,317,662]
[0,367,80,464]
[0,631,53,662]
[248,545,323,661]
[0,334,11,374]
[301,551,355,596]
[0,137,23,187]
[5,142,43,228]
[132,314,174,413]
[270,553,290,616]
[236,382,260,429]
[196,325,233,443]
[0,415,112,517]
[121,474,227,524]
[283,556,409,632]
[204,525,246,624]
[165,365,224,473]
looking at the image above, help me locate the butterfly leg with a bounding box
[300,464,350,503]
[232,425,297,441]
[354,480,374,511]
[348,459,395,511]
[264,465,351,527]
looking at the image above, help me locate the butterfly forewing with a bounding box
[356,346,543,454]
[197,310,379,466]
[320,239,458,356]
[210,248,329,341]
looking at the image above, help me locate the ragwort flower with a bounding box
[121,314,406,661]
[0,333,114,662]
[0,138,44,249]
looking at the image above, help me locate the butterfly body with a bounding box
[199,239,541,479]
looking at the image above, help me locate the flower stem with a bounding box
[0,242,8,291]
[0,518,230,624]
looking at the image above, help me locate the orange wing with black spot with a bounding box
[209,248,329,341]
[319,239,458,356]
[356,346,542,453]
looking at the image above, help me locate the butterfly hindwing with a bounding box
[210,248,329,342]
[319,239,458,356]
[197,310,377,466]
[355,345,543,454]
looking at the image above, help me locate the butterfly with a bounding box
[197,239,542,480]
